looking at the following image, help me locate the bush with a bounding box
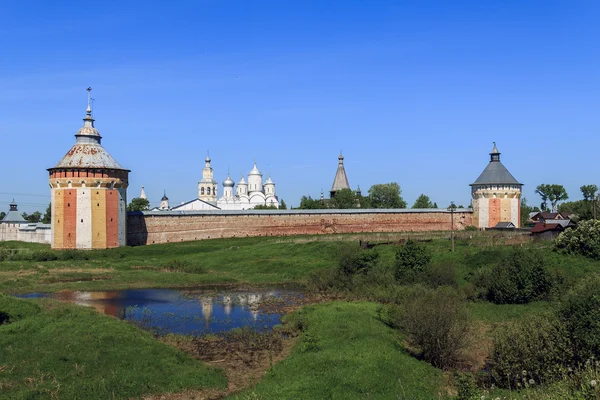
[425,262,458,288]
[395,286,472,369]
[486,249,555,304]
[338,246,379,277]
[490,313,573,388]
[394,240,432,283]
[555,219,600,259]
[556,275,600,363]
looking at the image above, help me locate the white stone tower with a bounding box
[198,155,218,202]
[159,191,170,210]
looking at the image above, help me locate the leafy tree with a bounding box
[580,184,599,201]
[21,211,42,223]
[412,194,433,209]
[42,203,51,224]
[127,197,150,212]
[330,188,357,209]
[536,184,568,212]
[520,197,533,227]
[0,211,5,220]
[368,182,406,209]
[298,195,324,210]
[358,194,372,208]
[433,202,438,208]
[279,199,287,210]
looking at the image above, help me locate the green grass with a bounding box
[230,301,445,400]
[0,294,226,399]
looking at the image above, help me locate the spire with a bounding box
[9,199,17,212]
[330,153,350,197]
[75,87,102,142]
[490,142,500,162]
[161,190,168,201]
[140,185,147,199]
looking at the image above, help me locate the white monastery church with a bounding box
[149,156,280,211]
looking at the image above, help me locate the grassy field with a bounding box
[0,294,226,399]
[2,234,600,399]
[232,301,445,400]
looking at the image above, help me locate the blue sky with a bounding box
[1,0,598,212]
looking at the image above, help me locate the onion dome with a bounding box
[223,174,235,187]
[161,191,169,201]
[264,176,274,185]
[248,162,262,176]
[238,176,247,185]
[471,142,522,186]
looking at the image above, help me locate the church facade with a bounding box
[168,159,280,211]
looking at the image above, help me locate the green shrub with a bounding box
[557,275,600,363]
[454,371,480,400]
[396,286,472,369]
[338,246,379,277]
[555,219,600,259]
[486,249,555,304]
[32,250,59,262]
[490,313,573,388]
[425,262,458,288]
[394,240,432,283]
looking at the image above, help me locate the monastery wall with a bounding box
[127,209,474,246]
[0,224,51,244]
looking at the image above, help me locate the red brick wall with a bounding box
[127,210,473,246]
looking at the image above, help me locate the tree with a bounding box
[581,185,599,202]
[127,197,150,212]
[412,194,433,209]
[536,184,568,212]
[22,211,42,223]
[279,199,287,210]
[42,203,51,224]
[433,202,438,208]
[298,195,324,210]
[368,182,406,209]
[0,211,5,220]
[520,197,533,227]
[330,188,357,209]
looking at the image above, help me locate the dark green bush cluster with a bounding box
[394,240,432,282]
[381,286,472,369]
[490,275,600,388]
[557,275,600,363]
[490,314,573,388]
[0,248,90,262]
[555,219,600,259]
[338,246,380,277]
[472,249,559,304]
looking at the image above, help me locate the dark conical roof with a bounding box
[470,143,522,186]
[1,200,28,224]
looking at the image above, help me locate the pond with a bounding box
[18,286,304,336]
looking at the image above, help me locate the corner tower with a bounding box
[470,143,522,228]
[47,88,130,249]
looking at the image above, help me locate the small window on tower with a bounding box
[201,188,204,195]
[207,187,211,195]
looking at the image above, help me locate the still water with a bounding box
[19,286,304,335]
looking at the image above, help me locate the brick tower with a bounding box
[470,143,522,228]
[48,88,130,249]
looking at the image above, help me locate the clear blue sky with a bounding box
[1,0,598,212]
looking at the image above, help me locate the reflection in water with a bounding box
[18,287,302,336]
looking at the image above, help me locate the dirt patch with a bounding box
[147,329,299,400]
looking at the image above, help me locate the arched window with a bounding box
[207,187,211,195]
[201,187,204,195]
